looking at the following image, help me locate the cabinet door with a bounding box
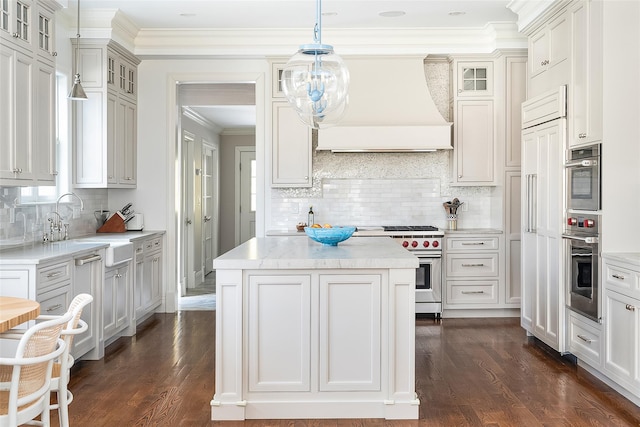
[103,267,117,338]
[604,290,639,390]
[34,60,55,183]
[13,48,34,181]
[569,0,602,147]
[528,26,549,79]
[319,274,381,391]
[115,264,130,329]
[106,92,118,184]
[454,100,494,184]
[456,61,493,97]
[247,274,311,392]
[271,102,312,187]
[520,129,537,332]
[74,91,106,187]
[0,45,15,181]
[118,99,136,186]
[35,2,55,65]
[133,245,144,320]
[150,251,162,307]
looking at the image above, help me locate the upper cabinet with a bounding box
[73,40,140,188]
[0,0,58,187]
[268,60,312,188]
[568,0,603,148]
[450,58,497,186]
[528,11,570,98]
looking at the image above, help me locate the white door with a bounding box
[236,147,256,245]
[181,131,196,294]
[202,143,218,275]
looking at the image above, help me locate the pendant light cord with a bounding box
[74,0,80,77]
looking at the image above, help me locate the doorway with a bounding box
[176,83,257,310]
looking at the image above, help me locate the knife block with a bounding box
[97,212,126,233]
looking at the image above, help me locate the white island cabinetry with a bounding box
[212,236,419,421]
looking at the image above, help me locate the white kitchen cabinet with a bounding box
[602,256,640,397]
[134,235,163,324]
[443,234,504,309]
[0,0,58,186]
[271,101,312,188]
[568,0,603,148]
[568,310,602,369]
[452,100,495,185]
[455,61,493,98]
[520,119,565,351]
[73,39,139,188]
[103,262,131,342]
[527,10,570,98]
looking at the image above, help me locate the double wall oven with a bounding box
[563,143,601,322]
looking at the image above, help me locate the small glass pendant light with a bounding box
[281,0,349,129]
[68,0,87,100]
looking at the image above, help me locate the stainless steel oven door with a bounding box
[414,252,442,315]
[565,144,601,211]
[563,234,599,322]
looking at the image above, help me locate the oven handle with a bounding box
[412,252,442,259]
[562,234,599,244]
[565,159,598,168]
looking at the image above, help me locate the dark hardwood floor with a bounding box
[57,314,640,426]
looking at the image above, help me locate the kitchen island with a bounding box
[211,236,420,420]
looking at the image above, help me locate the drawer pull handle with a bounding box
[46,271,64,279]
[461,242,485,245]
[462,263,485,267]
[577,334,593,344]
[612,274,625,280]
[46,304,63,312]
[626,304,636,312]
[461,290,484,294]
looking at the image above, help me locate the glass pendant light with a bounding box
[68,0,87,100]
[281,0,349,129]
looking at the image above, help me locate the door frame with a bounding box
[202,141,219,275]
[235,146,256,246]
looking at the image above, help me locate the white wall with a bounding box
[601,0,640,252]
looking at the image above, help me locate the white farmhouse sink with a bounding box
[78,237,134,267]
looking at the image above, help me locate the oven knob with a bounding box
[423,241,430,248]
[584,219,595,228]
[567,217,577,226]
[411,241,418,248]
[432,241,439,248]
[402,241,409,248]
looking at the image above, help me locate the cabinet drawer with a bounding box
[605,263,640,299]
[446,281,498,305]
[568,311,602,367]
[37,261,72,292]
[446,237,499,251]
[446,253,499,277]
[144,237,162,252]
[37,284,72,316]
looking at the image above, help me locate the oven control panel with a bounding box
[392,236,442,251]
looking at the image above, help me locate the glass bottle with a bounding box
[308,206,314,226]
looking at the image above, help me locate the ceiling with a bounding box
[75,1,519,130]
[78,1,518,31]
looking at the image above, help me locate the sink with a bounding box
[103,241,133,267]
[78,237,134,267]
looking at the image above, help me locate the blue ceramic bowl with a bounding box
[304,226,356,246]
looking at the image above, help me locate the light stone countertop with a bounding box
[0,230,165,265]
[602,253,640,268]
[214,236,419,270]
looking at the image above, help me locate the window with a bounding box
[20,73,70,203]
[462,67,488,91]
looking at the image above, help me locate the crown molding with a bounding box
[507,0,562,33]
[132,23,526,58]
[182,107,224,134]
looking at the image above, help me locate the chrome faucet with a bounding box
[54,192,84,240]
[46,211,63,242]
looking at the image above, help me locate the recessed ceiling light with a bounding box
[379,11,406,18]
[322,12,338,17]
[448,11,466,16]
[180,13,196,18]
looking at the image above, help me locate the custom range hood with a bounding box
[317,56,452,152]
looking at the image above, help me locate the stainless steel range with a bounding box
[381,226,443,317]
